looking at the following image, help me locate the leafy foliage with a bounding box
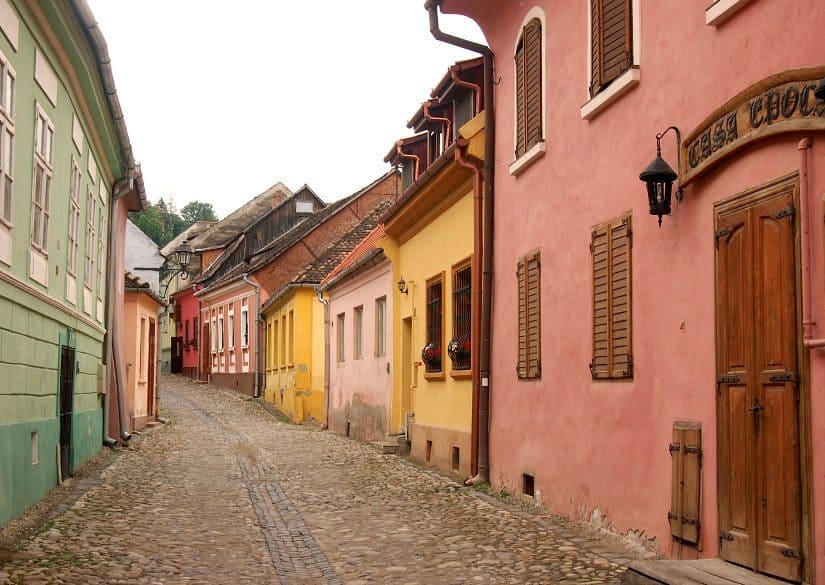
[181,201,218,224]
[129,197,217,247]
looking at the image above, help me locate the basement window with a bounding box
[426,440,433,462]
[30,431,38,465]
[452,446,460,470]
[522,473,535,498]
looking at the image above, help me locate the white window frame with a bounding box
[336,313,345,362]
[0,49,14,229]
[30,104,53,254]
[228,311,235,349]
[66,159,81,275]
[241,307,249,348]
[84,188,96,288]
[509,6,547,177]
[210,318,217,353]
[218,314,224,350]
[96,209,105,299]
[580,0,642,121]
[353,305,363,360]
[375,296,386,357]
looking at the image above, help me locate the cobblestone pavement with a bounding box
[1,375,645,584]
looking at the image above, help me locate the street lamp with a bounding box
[134,239,195,297]
[639,126,683,227]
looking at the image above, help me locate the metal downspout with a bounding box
[243,274,262,397]
[426,0,495,485]
[317,290,331,429]
[798,138,825,349]
[104,178,132,443]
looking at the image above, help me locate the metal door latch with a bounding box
[769,373,797,383]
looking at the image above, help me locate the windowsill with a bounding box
[0,218,12,229]
[450,369,472,379]
[580,67,640,121]
[423,371,446,381]
[508,141,545,176]
[706,0,752,25]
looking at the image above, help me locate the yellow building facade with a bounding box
[383,113,485,480]
[263,287,325,423]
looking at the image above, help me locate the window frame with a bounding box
[450,258,472,374]
[240,306,249,348]
[217,314,224,351]
[353,305,363,360]
[84,188,96,288]
[336,312,345,363]
[375,296,386,357]
[30,104,53,254]
[509,8,546,176]
[66,158,81,276]
[287,309,294,365]
[96,207,106,301]
[0,50,14,229]
[424,272,445,379]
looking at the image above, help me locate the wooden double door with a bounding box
[715,176,802,582]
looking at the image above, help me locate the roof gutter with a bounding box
[68,0,146,210]
[426,0,495,486]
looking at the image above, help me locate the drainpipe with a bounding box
[798,138,825,349]
[396,144,422,180]
[423,101,452,149]
[103,177,133,444]
[243,274,262,397]
[426,0,495,485]
[317,289,331,429]
[449,64,483,116]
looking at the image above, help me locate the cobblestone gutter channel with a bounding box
[166,391,341,585]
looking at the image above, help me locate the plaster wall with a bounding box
[174,287,201,374]
[124,292,159,430]
[443,0,825,572]
[327,260,393,443]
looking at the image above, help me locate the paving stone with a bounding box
[1,374,645,584]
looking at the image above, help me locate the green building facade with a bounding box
[0,0,142,525]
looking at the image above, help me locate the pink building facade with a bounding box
[171,286,202,379]
[440,1,825,582]
[322,242,393,443]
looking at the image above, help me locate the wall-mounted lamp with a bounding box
[639,126,683,227]
[814,78,825,101]
[397,278,408,294]
[134,239,194,297]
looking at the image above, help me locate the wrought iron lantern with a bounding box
[176,239,193,271]
[134,239,195,297]
[397,277,408,294]
[639,126,682,227]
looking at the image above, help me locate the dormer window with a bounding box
[296,200,313,214]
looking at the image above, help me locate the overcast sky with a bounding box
[85,1,486,219]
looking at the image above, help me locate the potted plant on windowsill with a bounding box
[421,342,441,372]
[447,337,471,365]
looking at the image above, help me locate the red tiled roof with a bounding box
[321,224,385,286]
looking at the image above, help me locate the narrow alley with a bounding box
[1,374,643,584]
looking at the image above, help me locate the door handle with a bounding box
[747,403,763,412]
[748,401,763,431]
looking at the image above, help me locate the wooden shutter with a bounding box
[515,19,542,159]
[173,302,181,322]
[517,251,541,379]
[669,422,702,546]
[590,214,632,379]
[590,0,633,97]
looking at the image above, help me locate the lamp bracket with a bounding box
[656,126,684,200]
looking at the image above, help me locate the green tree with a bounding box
[181,201,218,224]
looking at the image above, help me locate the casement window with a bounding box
[589,0,634,97]
[228,312,235,348]
[266,322,273,370]
[451,261,472,371]
[336,313,345,362]
[514,17,543,159]
[590,213,632,379]
[84,190,96,288]
[517,251,541,379]
[218,315,224,350]
[184,320,190,343]
[96,209,106,299]
[280,314,286,365]
[30,106,53,253]
[0,52,14,229]
[272,318,279,368]
[353,305,363,360]
[241,307,249,347]
[210,318,216,353]
[193,317,198,346]
[425,274,444,374]
[375,297,386,357]
[288,310,294,364]
[139,317,147,380]
[66,161,81,275]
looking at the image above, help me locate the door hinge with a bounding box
[682,516,700,527]
[774,205,795,220]
[714,226,732,247]
[667,511,677,521]
[719,531,734,541]
[781,547,802,559]
[717,374,741,384]
[668,442,681,455]
[589,242,594,254]
[769,372,798,383]
[684,445,701,455]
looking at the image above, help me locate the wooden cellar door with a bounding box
[715,179,801,581]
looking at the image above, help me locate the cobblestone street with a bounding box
[1,375,644,584]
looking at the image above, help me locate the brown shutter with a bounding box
[590,0,633,97]
[669,422,702,546]
[591,214,632,379]
[517,258,528,378]
[524,19,542,153]
[591,225,610,378]
[525,252,541,378]
[514,37,526,158]
[173,302,181,323]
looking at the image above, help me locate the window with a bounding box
[210,318,216,353]
[84,190,96,287]
[193,317,198,347]
[280,314,286,366]
[288,310,294,364]
[425,274,444,374]
[336,313,345,362]
[272,318,279,369]
[514,17,542,159]
[241,307,249,347]
[139,317,147,379]
[31,106,53,253]
[517,251,541,379]
[590,213,632,379]
[451,261,472,371]
[228,312,235,348]
[267,322,273,370]
[184,320,190,343]
[0,52,14,228]
[353,305,363,360]
[375,297,386,357]
[96,208,106,298]
[218,315,224,350]
[66,160,81,275]
[589,0,634,97]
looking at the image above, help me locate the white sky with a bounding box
[86,1,486,219]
